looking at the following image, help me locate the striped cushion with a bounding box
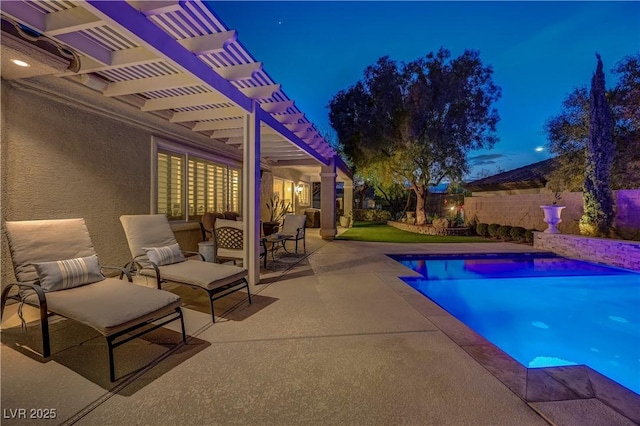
[33,255,105,292]
[143,243,186,266]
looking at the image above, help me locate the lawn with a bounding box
[336,222,490,243]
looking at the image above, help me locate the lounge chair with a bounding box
[119,215,251,323]
[1,218,186,382]
[280,214,307,253]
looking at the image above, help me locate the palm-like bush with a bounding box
[266,196,291,223]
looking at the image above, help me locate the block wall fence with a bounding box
[463,190,640,236]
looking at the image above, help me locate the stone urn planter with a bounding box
[540,205,565,234]
[339,215,351,228]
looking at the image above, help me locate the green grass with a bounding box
[336,222,490,243]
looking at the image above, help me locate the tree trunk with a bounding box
[414,185,428,225]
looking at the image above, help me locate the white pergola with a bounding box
[1,0,352,284]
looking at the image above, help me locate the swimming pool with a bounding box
[390,253,640,395]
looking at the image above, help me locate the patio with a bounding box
[2,231,637,425]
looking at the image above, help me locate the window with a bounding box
[273,178,295,211]
[297,183,310,206]
[157,148,241,221]
[157,151,185,220]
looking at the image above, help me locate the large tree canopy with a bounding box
[328,48,501,225]
[545,53,640,191]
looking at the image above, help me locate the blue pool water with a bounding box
[390,253,640,395]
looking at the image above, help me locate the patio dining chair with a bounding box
[119,215,251,323]
[280,214,307,253]
[1,218,186,382]
[212,219,266,265]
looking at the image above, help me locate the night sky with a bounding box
[210,1,640,179]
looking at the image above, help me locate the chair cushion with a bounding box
[216,246,265,260]
[214,218,243,230]
[33,255,105,292]
[23,278,181,336]
[140,259,247,291]
[281,215,306,236]
[143,243,186,266]
[120,215,177,258]
[201,212,225,240]
[5,219,97,285]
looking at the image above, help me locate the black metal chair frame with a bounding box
[0,266,186,382]
[283,224,306,253]
[124,251,251,323]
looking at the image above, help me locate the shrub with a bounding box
[353,209,392,222]
[465,215,479,232]
[496,225,513,240]
[487,223,501,238]
[510,226,527,242]
[525,229,535,244]
[476,223,489,238]
[432,218,450,235]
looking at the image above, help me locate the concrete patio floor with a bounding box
[1,229,638,425]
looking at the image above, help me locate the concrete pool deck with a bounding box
[1,230,638,425]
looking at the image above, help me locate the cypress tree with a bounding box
[579,54,615,236]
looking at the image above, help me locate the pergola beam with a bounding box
[177,31,236,55]
[240,84,280,99]
[129,1,182,16]
[260,100,294,114]
[274,113,304,124]
[104,73,199,97]
[170,106,243,123]
[215,62,262,81]
[45,7,102,35]
[141,92,228,111]
[193,118,244,132]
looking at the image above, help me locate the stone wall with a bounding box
[534,232,640,271]
[464,190,640,236]
[387,221,470,236]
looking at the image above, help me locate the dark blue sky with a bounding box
[211,1,640,179]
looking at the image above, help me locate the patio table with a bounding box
[261,233,293,268]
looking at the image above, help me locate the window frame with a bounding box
[152,136,242,222]
[297,182,311,206]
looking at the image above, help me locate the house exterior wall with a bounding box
[464,190,640,237]
[270,167,313,215]
[1,77,235,285]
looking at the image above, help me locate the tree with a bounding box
[545,53,640,190]
[579,54,615,237]
[328,49,501,225]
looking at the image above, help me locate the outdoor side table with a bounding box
[261,233,293,268]
[198,241,215,262]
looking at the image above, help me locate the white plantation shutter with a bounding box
[157,151,184,220]
[209,164,222,212]
[228,168,241,213]
[157,148,242,220]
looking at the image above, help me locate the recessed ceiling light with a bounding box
[11,59,30,67]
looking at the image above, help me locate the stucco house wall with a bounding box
[1,76,245,285]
